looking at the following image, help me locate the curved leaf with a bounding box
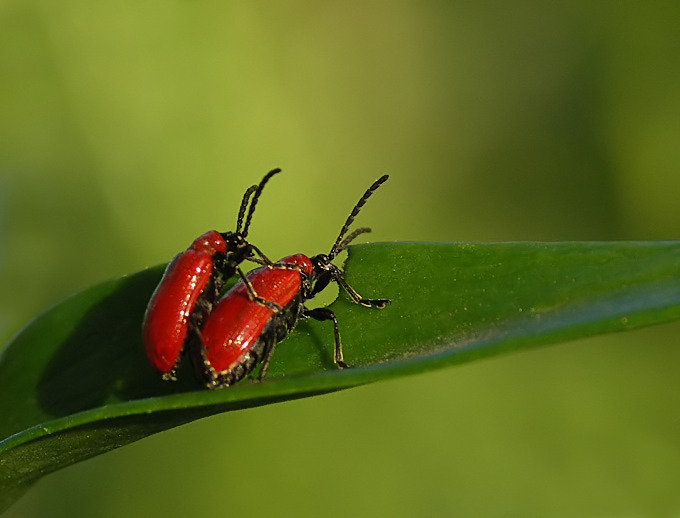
[2,241,680,511]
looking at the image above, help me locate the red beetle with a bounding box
[143,169,280,379]
[198,175,391,388]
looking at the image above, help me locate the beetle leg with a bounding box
[256,336,278,381]
[186,325,218,388]
[249,244,275,267]
[271,262,305,272]
[191,287,216,328]
[333,272,391,309]
[303,307,348,369]
[246,256,267,266]
[161,368,178,382]
[245,257,304,272]
[236,266,282,313]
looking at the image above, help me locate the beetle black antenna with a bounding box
[235,185,258,234]
[242,168,282,237]
[328,175,389,260]
[335,227,372,255]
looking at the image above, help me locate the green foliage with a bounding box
[2,241,680,512]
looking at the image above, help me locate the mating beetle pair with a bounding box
[143,170,390,388]
[142,169,281,379]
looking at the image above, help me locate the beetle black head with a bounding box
[308,253,336,296]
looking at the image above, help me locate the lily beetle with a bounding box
[143,169,280,379]
[198,175,391,388]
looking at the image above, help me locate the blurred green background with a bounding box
[2,2,680,516]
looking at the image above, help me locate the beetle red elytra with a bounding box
[198,175,391,388]
[143,169,280,380]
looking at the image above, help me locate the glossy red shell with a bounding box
[201,254,313,373]
[143,231,226,374]
[191,230,227,255]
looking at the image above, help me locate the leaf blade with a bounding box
[2,241,680,511]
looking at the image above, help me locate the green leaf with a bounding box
[2,241,680,511]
